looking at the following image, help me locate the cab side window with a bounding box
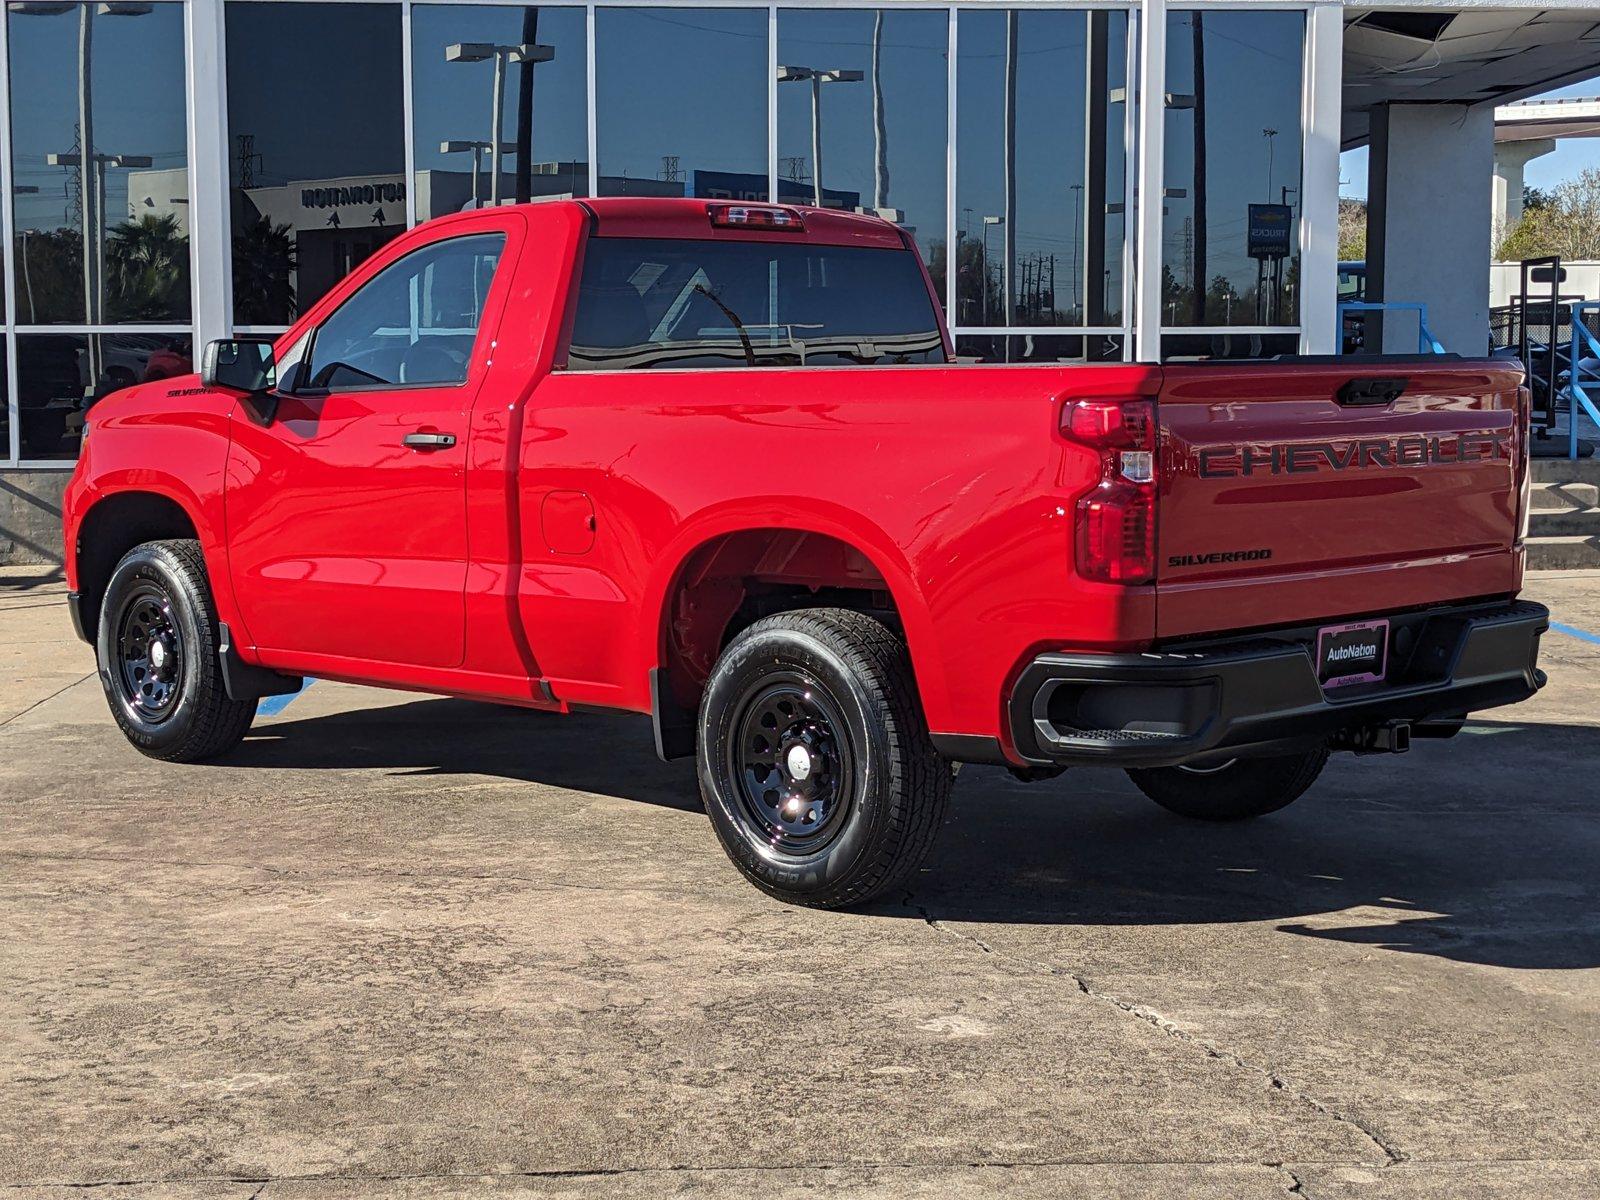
[301,233,506,391]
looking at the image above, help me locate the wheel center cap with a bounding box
[149,639,168,670]
[785,744,813,781]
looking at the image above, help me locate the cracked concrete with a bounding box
[913,907,1403,1166]
[3,568,1600,1198]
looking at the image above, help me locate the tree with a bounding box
[1497,167,1600,262]
[106,213,189,321]
[12,228,84,323]
[232,214,298,325]
[927,234,1003,327]
[1337,198,1367,262]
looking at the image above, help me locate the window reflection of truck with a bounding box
[21,335,191,454]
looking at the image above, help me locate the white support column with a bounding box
[1493,138,1556,236]
[1298,3,1342,355]
[1368,102,1495,355]
[185,0,233,346]
[401,1,417,227]
[1133,0,1166,363]
[767,5,778,203]
[0,1,20,463]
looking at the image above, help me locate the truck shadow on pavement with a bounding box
[233,701,1600,972]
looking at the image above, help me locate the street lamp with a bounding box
[446,42,554,207]
[981,215,1004,325]
[776,64,862,207]
[439,139,516,210]
[15,0,152,386]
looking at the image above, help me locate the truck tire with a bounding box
[95,539,257,762]
[1126,746,1329,821]
[697,608,952,909]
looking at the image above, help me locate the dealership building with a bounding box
[1,1,1598,561]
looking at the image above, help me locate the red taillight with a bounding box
[707,203,806,231]
[1063,398,1157,585]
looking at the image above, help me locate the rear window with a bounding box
[566,237,945,371]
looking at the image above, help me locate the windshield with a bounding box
[567,237,945,371]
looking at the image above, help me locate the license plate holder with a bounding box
[1317,618,1389,690]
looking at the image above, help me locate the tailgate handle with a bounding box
[1337,377,1408,407]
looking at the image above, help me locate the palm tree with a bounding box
[232,214,297,325]
[106,212,190,321]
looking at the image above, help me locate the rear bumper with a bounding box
[1007,599,1548,769]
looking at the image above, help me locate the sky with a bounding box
[1341,79,1600,200]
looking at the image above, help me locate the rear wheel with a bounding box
[697,608,951,909]
[95,539,257,762]
[1127,746,1329,821]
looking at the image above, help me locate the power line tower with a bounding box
[658,155,681,184]
[236,133,263,189]
[64,123,84,230]
[780,156,809,184]
[1180,217,1194,294]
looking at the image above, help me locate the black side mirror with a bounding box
[202,338,276,394]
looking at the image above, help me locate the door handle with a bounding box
[402,431,457,450]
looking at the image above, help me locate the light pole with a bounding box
[446,42,555,207]
[1069,182,1083,319]
[440,139,516,209]
[981,215,1004,324]
[776,64,863,207]
[48,149,153,315]
[1262,127,1278,200]
[15,0,152,384]
[14,185,39,323]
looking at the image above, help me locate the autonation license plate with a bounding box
[1317,618,1389,689]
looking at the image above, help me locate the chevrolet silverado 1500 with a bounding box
[62,199,1549,907]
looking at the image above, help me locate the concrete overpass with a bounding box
[1494,97,1600,230]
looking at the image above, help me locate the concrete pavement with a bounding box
[2,567,1598,1198]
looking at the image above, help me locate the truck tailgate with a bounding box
[1156,360,1527,639]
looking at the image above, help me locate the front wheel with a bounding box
[697,608,951,909]
[95,539,257,762]
[1126,746,1329,821]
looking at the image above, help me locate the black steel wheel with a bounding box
[95,539,257,762]
[698,608,952,909]
[728,673,856,855]
[113,581,185,724]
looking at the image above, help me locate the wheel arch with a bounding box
[642,506,946,757]
[72,487,208,641]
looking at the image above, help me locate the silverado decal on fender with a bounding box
[1196,432,1512,479]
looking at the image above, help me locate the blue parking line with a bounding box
[1552,622,1600,647]
[257,678,315,717]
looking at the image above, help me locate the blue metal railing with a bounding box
[1566,302,1600,459]
[1337,302,1446,356]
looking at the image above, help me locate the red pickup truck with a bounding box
[62,198,1548,908]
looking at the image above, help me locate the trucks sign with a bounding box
[1247,204,1293,260]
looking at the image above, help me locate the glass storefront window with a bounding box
[595,7,768,201]
[956,9,1129,331]
[16,332,190,460]
[955,333,1125,365]
[411,5,589,213]
[776,9,947,297]
[1162,10,1305,329]
[1160,330,1298,361]
[7,2,190,325]
[225,2,405,326]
